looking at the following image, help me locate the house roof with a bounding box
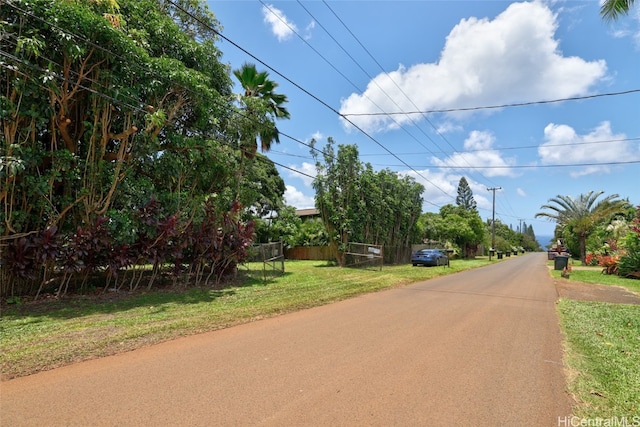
[295,208,319,218]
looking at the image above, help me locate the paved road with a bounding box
[1,253,571,426]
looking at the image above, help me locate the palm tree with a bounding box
[233,63,290,157]
[535,191,628,265]
[600,0,636,21]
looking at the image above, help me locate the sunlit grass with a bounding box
[558,300,640,418]
[548,262,640,293]
[1,258,491,379]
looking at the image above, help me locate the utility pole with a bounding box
[487,187,501,260]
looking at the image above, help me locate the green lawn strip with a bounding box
[558,300,640,418]
[549,266,640,294]
[1,258,490,380]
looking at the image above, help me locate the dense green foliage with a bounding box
[311,138,424,265]
[617,207,640,277]
[0,0,287,296]
[438,204,485,257]
[585,205,640,278]
[536,191,630,264]
[489,219,539,252]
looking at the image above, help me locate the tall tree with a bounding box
[455,177,477,211]
[233,63,290,157]
[311,139,362,266]
[600,0,636,20]
[438,205,485,258]
[1,0,233,236]
[535,191,628,265]
[311,138,423,265]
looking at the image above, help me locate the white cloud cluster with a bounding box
[284,185,315,209]
[339,1,607,133]
[262,4,297,42]
[431,130,517,178]
[286,161,317,187]
[538,121,637,177]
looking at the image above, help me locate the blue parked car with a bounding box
[411,249,449,267]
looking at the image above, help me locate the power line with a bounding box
[358,136,640,156]
[320,0,517,218]
[368,159,640,169]
[341,89,640,117]
[3,1,326,187]
[259,1,453,203]
[167,0,449,206]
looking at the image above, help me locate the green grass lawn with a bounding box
[549,259,640,419]
[548,262,640,294]
[1,258,489,380]
[558,300,639,419]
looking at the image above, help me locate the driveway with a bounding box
[1,253,571,426]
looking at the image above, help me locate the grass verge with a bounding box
[558,300,640,418]
[549,265,640,294]
[1,258,489,380]
[550,260,640,418]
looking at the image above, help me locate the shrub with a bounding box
[617,206,640,278]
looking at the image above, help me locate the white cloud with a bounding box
[339,1,607,133]
[284,185,315,209]
[287,162,316,187]
[430,130,517,178]
[310,131,324,142]
[538,121,638,177]
[304,21,316,40]
[262,4,297,42]
[517,188,527,197]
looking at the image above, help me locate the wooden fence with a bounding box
[284,246,335,261]
[285,245,414,264]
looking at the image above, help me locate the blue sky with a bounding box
[208,0,640,238]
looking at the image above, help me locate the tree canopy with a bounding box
[1,0,288,296]
[455,177,477,211]
[311,138,424,265]
[535,191,629,264]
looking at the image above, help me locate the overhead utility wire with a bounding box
[295,1,448,159]
[2,35,152,116]
[252,0,454,203]
[2,52,314,184]
[342,89,640,116]
[320,2,505,174]
[3,2,322,185]
[320,0,517,218]
[319,0,517,219]
[360,136,640,156]
[166,0,445,207]
[372,159,640,169]
[0,51,148,115]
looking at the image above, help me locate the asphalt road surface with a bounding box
[1,253,572,426]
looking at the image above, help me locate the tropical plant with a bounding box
[455,177,477,211]
[618,206,640,278]
[0,0,266,296]
[311,138,424,265]
[233,63,290,157]
[535,191,629,265]
[600,0,636,21]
